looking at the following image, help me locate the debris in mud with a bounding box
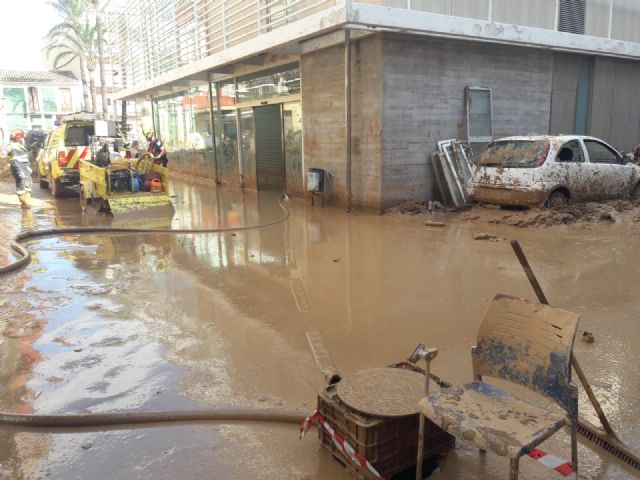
[473,232,504,242]
[462,200,640,227]
[385,200,429,215]
[80,442,92,450]
[425,221,445,227]
[581,331,595,344]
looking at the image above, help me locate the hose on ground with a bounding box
[0,199,301,433]
[0,407,306,431]
[0,198,290,275]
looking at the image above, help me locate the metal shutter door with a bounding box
[255,104,285,190]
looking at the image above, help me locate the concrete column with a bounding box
[345,28,352,212]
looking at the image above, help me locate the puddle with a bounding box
[1,180,639,479]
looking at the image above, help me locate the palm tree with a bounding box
[45,24,98,113]
[47,0,95,110]
[86,0,108,117]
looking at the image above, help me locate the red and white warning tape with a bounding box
[300,411,386,479]
[300,411,573,478]
[528,448,574,476]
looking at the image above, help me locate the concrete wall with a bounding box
[549,52,640,153]
[300,34,383,209]
[549,53,582,135]
[381,35,553,206]
[590,57,640,152]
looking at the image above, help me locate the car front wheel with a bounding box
[547,190,569,209]
[631,183,640,200]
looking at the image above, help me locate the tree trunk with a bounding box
[88,67,97,114]
[79,57,92,112]
[95,10,109,118]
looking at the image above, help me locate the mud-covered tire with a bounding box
[547,190,569,209]
[630,183,640,200]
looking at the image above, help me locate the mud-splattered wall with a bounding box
[381,35,553,207]
[166,149,220,186]
[301,35,384,210]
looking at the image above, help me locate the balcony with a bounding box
[107,0,640,100]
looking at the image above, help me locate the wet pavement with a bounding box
[1,180,639,479]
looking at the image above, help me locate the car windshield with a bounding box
[477,140,549,168]
[65,125,95,147]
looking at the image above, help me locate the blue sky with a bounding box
[0,0,58,69]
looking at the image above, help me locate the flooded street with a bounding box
[1,180,639,479]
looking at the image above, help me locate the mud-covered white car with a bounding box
[470,135,640,208]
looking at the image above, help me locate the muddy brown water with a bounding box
[1,181,639,479]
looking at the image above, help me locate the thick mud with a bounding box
[1,181,640,479]
[460,199,640,228]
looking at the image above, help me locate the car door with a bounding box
[38,133,52,177]
[583,139,632,199]
[549,139,590,201]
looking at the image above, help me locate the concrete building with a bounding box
[108,0,640,210]
[0,69,82,143]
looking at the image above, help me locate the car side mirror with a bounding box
[623,154,633,165]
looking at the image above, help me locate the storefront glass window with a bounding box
[155,86,211,151]
[187,85,212,150]
[134,101,154,142]
[212,79,238,177]
[235,63,300,104]
[239,108,255,186]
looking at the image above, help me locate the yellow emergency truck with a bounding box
[37,113,119,197]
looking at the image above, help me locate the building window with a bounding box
[59,88,73,112]
[41,88,58,113]
[558,0,585,34]
[28,87,40,112]
[155,85,212,151]
[235,63,300,104]
[466,87,493,146]
[3,87,26,114]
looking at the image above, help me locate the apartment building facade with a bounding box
[108,0,640,209]
[0,69,82,143]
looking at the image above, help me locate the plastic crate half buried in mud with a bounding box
[317,373,454,479]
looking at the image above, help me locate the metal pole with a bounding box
[608,0,613,39]
[344,28,352,212]
[208,73,220,184]
[236,107,244,187]
[510,240,617,438]
[150,97,157,136]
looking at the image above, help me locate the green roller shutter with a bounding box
[255,104,285,190]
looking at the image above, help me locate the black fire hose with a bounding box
[0,407,307,431]
[1,198,296,432]
[1,198,290,275]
